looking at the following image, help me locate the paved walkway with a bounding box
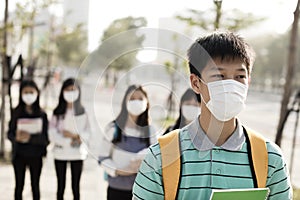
[0,155,107,200]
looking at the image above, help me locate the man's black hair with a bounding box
[187,31,255,77]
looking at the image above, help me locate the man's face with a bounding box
[190,58,250,104]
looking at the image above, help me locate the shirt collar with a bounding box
[184,118,245,151]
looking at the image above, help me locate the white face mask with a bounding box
[181,105,201,122]
[63,90,79,103]
[22,93,38,105]
[127,100,147,116]
[202,79,248,122]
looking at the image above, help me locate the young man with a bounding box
[132,31,292,199]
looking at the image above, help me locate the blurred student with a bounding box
[164,88,201,134]
[98,85,157,200]
[8,80,49,200]
[49,78,90,200]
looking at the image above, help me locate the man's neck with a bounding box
[199,111,236,146]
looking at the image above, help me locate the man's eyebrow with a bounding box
[208,66,224,71]
[236,68,247,72]
[208,66,247,72]
[209,66,224,70]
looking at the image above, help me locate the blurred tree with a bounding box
[0,0,57,159]
[0,0,9,159]
[14,0,57,67]
[38,15,56,68]
[164,60,177,119]
[89,16,147,85]
[55,24,88,66]
[176,0,265,31]
[276,0,300,146]
[163,33,186,119]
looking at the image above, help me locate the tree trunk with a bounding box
[214,0,223,29]
[0,0,9,158]
[275,0,300,146]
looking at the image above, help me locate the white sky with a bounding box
[1,0,297,51]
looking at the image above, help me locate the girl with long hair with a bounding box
[8,79,49,200]
[98,84,156,200]
[49,78,90,200]
[164,88,201,134]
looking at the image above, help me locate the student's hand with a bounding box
[62,130,77,139]
[16,130,30,143]
[71,137,82,147]
[115,159,142,176]
[129,158,143,172]
[115,168,136,176]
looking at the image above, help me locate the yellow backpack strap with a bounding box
[158,129,181,200]
[244,127,268,188]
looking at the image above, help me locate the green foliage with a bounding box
[101,17,147,41]
[15,0,56,24]
[55,24,88,66]
[164,61,173,74]
[2,0,57,57]
[176,2,265,32]
[90,16,147,71]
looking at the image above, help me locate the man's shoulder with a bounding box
[155,127,192,154]
[266,140,284,157]
[148,142,162,158]
[243,125,284,157]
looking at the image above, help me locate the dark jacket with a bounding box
[8,109,49,159]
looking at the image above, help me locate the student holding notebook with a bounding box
[8,80,49,200]
[49,78,91,200]
[98,85,157,200]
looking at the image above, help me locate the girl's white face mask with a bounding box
[201,79,248,122]
[22,93,38,105]
[127,100,147,116]
[63,90,79,103]
[181,105,201,122]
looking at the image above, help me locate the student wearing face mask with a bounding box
[133,32,292,200]
[98,85,157,200]
[163,88,201,135]
[7,80,49,200]
[49,78,91,200]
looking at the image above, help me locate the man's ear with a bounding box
[190,74,201,94]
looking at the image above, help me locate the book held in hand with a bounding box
[17,118,42,134]
[209,187,270,200]
[63,114,86,134]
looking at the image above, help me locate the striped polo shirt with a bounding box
[133,119,293,200]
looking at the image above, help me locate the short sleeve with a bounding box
[266,141,293,200]
[133,144,164,200]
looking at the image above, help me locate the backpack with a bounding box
[158,127,268,200]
